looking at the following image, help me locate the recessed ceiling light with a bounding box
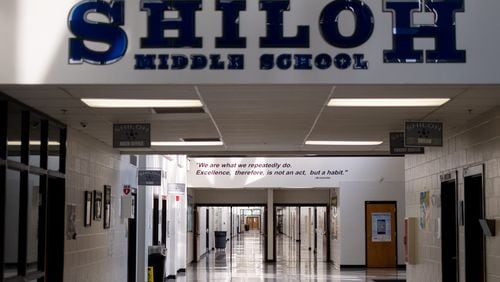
[8,141,60,146]
[328,98,450,107]
[81,99,203,108]
[151,141,224,146]
[305,141,383,146]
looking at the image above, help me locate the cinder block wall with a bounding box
[63,128,135,282]
[405,107,500,282]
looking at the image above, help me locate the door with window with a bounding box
[365,202,397,268]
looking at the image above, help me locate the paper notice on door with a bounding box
[372,213,392,242]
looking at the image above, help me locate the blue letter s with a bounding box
[68,0,128,65]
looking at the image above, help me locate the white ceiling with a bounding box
[1,84,499,156]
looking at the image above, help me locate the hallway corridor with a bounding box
[181,231,405,281]
[276,233,327,262]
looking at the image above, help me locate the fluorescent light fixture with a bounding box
[8,141,60,146]
[81,99,203,108]
[328,98,450,107]
[306,141,383,146]
[151,141,224,146]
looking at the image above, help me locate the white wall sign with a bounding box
[167,183,186,194]
[1,0,500,84]
[187,157,404,188]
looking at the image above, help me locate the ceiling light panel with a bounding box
[81,99,203,108]
[305,141,383,146]
[328,98,450,107]
[151,141,224,146]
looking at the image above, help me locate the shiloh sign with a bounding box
[68,0,464,68]
[1,0,499,84]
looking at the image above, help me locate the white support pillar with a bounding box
[137,185,152,282]
[166,194,177,277]
[267,189,274,261]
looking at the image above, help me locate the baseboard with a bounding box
[340,264,406,270]
[340,265,366,269]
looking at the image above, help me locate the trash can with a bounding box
[148,246,166,282]
[215,231,227,249]
[245,224,250,231]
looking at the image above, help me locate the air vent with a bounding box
[181,138,221,142]
[152,107,205,114]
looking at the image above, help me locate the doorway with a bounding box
[206,209,209,251]
[441,172,458,282]
[246,216,260,230]
[193,205,267,263]
[365,201,397,268]
[274,205,329,262]
[45,176,66,281]
[127,191,137,282]
[464,165,485,282]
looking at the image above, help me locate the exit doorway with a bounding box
[246,216,260,230]
[464,165,485,282]
[274,205,330,262]
[193,205,268,263]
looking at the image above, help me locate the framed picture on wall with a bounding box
[94,190,103,221]
[103,185,111,229]
[66,204,77,239]
[84,191,92,227]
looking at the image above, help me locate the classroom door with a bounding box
[365,202,397,268]
[246,216,260,230]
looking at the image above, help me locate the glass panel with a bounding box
[26,174,40,273]
[7,103,22,162]
[29,114,42,167]
[4,169,20,278]
[47,123,61,171]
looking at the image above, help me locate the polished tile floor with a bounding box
[178,231,406,281]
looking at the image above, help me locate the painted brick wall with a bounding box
[63,128,135,282]
[406,107,500,282]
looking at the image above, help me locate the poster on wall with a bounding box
[84,191,92,227]
[103,185,111,229]
[189,157,404,188]
[371,213,391,242]
[331,197,338,240]
[419,191,430,230]
[94,190,103,221]
[66,204,77,240]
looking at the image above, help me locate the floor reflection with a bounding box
[178,230,406,281]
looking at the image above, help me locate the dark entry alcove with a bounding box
[464,165,485,282]
[441,171,458,282]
